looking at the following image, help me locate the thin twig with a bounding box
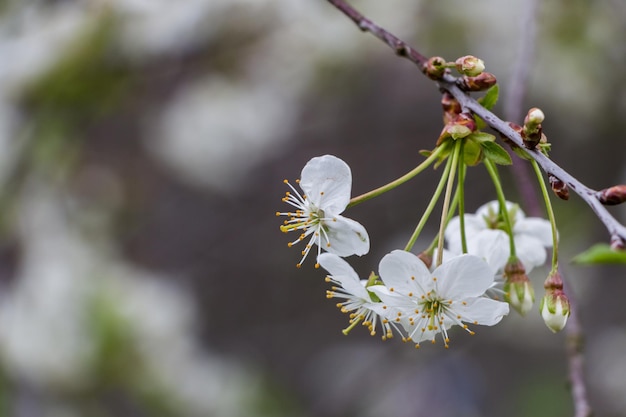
[562,276,593,417]
[503,0,542,216]
[326,0,626,246]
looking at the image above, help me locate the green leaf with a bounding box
[572,244,626,265]
[478,85,499,110]
[462,139,482,166]
[481,141,512,165]
[467,132,496,143]
[511,145,532,161]
[473,114,487,131]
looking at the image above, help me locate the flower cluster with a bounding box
[278,59,570,346]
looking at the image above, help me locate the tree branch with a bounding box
[326,0,626,246]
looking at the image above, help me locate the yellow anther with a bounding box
[315,263,320,269]
[408,292,413,297]
[283,179,289,184]
[415,344,421,349]
[296,263,301,268]
[325,277,331,282]
[320,191,324,195]
[473,321,478,325]
[295,179,300,183]
[469,331,475,335]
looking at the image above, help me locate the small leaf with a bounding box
[467,132,496,143]
[473,114,487,131]
[572,244,626,265]
[511,145,532,161]
[478,85,499,110]
[481,141,512,165]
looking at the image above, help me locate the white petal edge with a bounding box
[299,155,351,213]
[321,215,369,257]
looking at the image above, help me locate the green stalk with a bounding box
[484,159,516,257]
[436,140,462,266]
[404,150,454,252]
[531,160,559,272]
[348,145,447,208]
[457,146,468,253]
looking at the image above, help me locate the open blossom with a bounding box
[318,253,392,339]
[277,155,369,268]
[445,201,553,273]
[368,250,509,348]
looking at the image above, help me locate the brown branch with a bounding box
[325,2,604,416]
[326,0,626,247]
[562,277,593,417]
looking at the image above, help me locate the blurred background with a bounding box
[0,0,625,416]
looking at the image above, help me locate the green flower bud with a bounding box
[455,55,485,76]
[503,258,534,316]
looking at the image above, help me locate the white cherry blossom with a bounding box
[368,250,509,348]
[318,253,392,339]
[445,200,553,273]
[277,155,369,267]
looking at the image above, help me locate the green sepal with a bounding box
[421,141,452,169]
[462,138,483,166]
[481,141,512,165]
[572,244,626,265]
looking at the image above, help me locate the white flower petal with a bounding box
[378,250,431,293]
[317,253,368,298]
[321,215,369,257]
[454,297,509,326]
[515,217,554,247]
[299,155,351,213]
[467,229,510,273]
[445,215,484,254]
[433,254,495,298]
[514,235,547,272]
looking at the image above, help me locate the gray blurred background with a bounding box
[0,0,625,416]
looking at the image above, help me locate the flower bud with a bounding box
[549,175,569,200]
[436,112,476,145]
[441,92,461,124]
[524,107,545,127]
[540,270,570,332]
[598,185,626,205]
[455,55,485,76]
[457,72,497,91]
[423,56,447,80]
[503,258,534,316]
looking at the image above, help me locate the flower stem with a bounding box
[436,140,462,266]
[531,159,559,272]
[457,147,468,253]
[348,145,447,208]
[484,159,516,257]
[404,149,454,252]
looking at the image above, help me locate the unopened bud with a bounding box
[458,72,497,91]
[436,113,476,145]
[503,258,534,316]
[540,290,570,333]
[522,108,545,150]
[441,92,461,124]
[455,55,485,77]
[423,56,447,80]
[598,185,626,205]
[417,251,433,269]
[524,107,545,127]
[549,175,569,200]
